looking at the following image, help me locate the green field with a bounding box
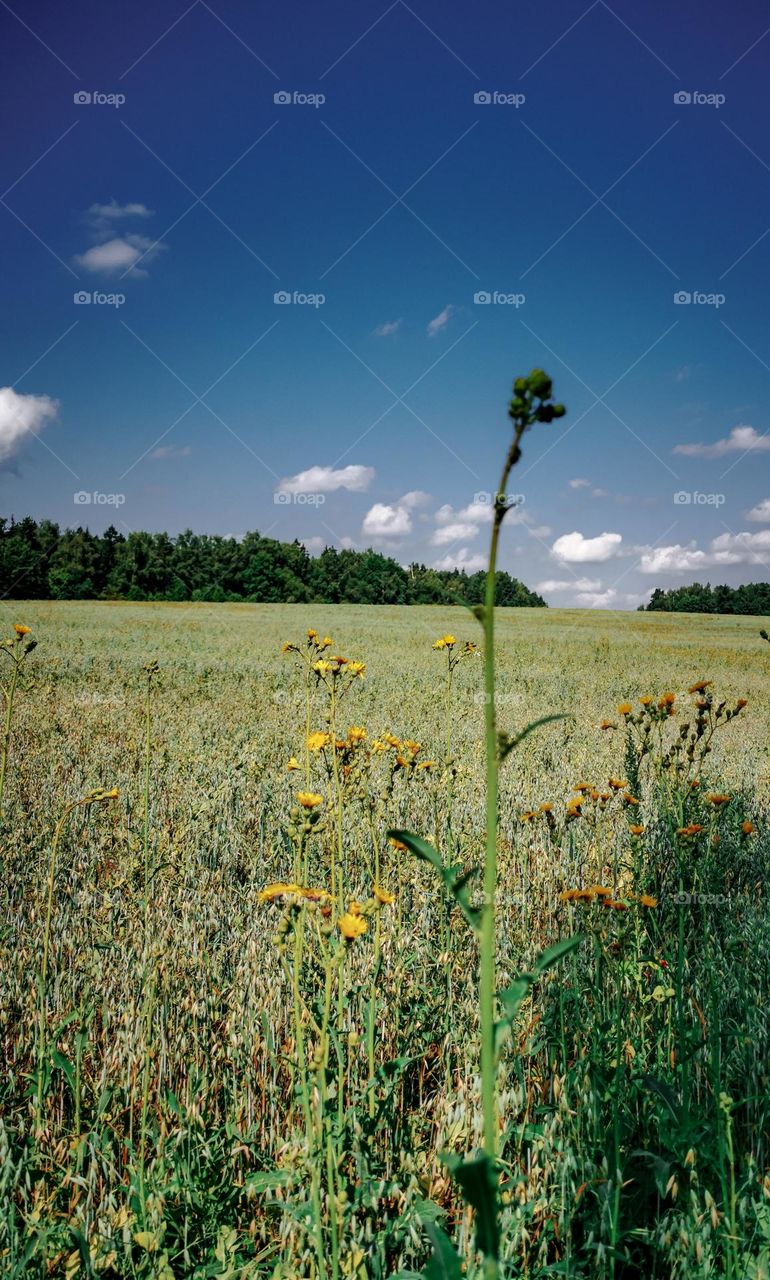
[2,602,768,1278]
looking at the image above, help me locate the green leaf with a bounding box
[52,1050,75,1094]
[535,934,583,973]
[245,1170,292,1194]
[421,1222,463,1279]
[443,1153,499,1260]
[498,714,570,762]
[387,829,481,930]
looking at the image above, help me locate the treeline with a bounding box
[0,517,546,607]
[643,582,770,615]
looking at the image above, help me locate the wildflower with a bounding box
[302,887,333,902]
[558,889,580,902]
[307,629,318,640]
[688,680,712,694]
[622,793,640,806]
[338,912,367,940]
[374,886,396,905]
[706,793,731,806]
[658,692,676,707]
[281,642,293,653]
[313,660,332,675]
[735,698,748,710]
[639,695,653,706]
[258,881,304,902]
[573,782,593,793]
[539,802,553,813]
[602,899,628,911]
[348,726,367,743]
[617,703,633,715]
[395,755,409,768]
[389,837,408,852]
[297,791,323,809]
[307,731,331,751]
[574,889,594,902]
[286,756,300,771]
[402,739,421,756]
[432,638,447,650]
[383,732,401,748]
[600,719,616,731]
[677,823,705,837]
[348,661,366,677]
[416,760,435,770]
[322,635,332,648]
[520,810,538,823]
[442,634,456,646]
[588,885,613,898]
[741,820,755,835]
[13,624,31,637]
[629,824,645,836]
[331,655,348,666]
[608,777,628,790]
[638,894,658,908]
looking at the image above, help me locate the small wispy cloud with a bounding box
[373,319,402,337]
[427,304,455,337]
[75,201,162,277]
[277,464,374,495]
[150,445,192,460]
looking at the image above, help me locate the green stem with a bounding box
[0,658,20,822]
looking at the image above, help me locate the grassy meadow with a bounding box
[2,600,769,1278]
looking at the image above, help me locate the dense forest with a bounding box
[0,517,546,606]
[643,581,770,615]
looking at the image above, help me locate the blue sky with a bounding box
[2,0,770,607]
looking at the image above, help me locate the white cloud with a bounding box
[551,530,622,562]
[278,464,375,495]
[746,498,770,523]
[431,521,479,545]
[575,589,618,608]
[362,502,412,538]
[303,536,326,555]
[0,387,58,464]
[536,577,602,592]
[433,547,486,572]
[399,490,431,510]
[569,477,591,490]
[638,532,770,574]
[75,234,161,277]
[151,444,191,460]
[88,200,153,225]
[673,425,770,458]
[374,319,401,336]
[427,304,455,337]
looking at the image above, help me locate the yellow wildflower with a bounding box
[297,792,323,809]
[374,885,396,904]
[338,912,367,939]
[307,731,330,751]
[313,660,332,675]
[348,661,366,677]
[688,680,711,694]
[286,757,300,771]
[706,793,731,806]
[617,703,633,715]
[13,624,31,637]
[389,837,408,852]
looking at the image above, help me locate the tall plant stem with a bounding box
[0,657,21,822]
[479,428,526,1186]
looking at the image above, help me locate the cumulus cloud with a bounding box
[536,577,602,592]
[362,502,413,538]
[433,547,486,572]
[0,386,58,464]
[278,464,375,495]
[639,531,770,574]
[746,498,770,523]
[373,319,401,337]
[673,425,770,458]
[427,304,455,337]
[303,536,326,555]
[75,201,162,277]
[551,530,622,563]
[399,490,431,510]
[575,588,618,608]
[75,234,162,277]
[569,477,591,490]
